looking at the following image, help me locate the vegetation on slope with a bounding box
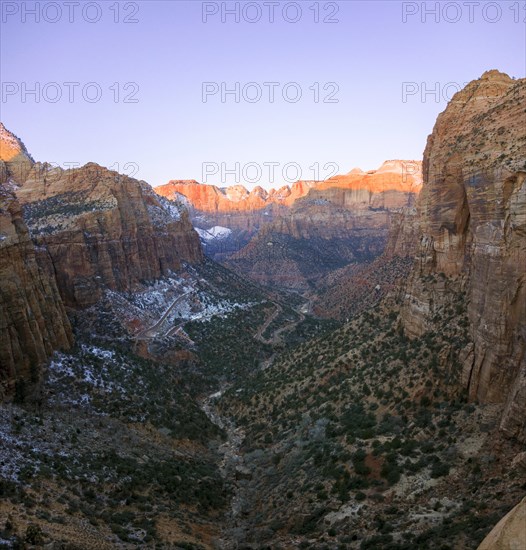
[216,289,526,549]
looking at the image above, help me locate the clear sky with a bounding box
[1,1,524,188]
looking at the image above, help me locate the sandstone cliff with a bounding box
[158,161,422,291]
[157,160,422,214]
[0,122,34,184]
[310,207,419,320]
[477,496,526,550]
[13,162,204,309]
[0,123,204,399]
[401,70,526,441]
[0,181,72,400]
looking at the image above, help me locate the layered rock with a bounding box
[0,123,204,399]
[311,206,419,319]
[157,160,422,215]
[401,70,526,441]
[156,178,319,213]
[158,161,422,290]
[223,200,395,291]
[15,162,203,308]
[0,181,72,399]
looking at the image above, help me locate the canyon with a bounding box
[0,123,203,399]
[156,160,422,291]
[0,70,524,549]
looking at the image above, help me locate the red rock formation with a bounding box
[0,180,72,399]
[156,161,422,290]
[0,123,204,400]
[16,162,203,308]
[401,70,526,441]
[155,160,422,214]
[0,122,34,184]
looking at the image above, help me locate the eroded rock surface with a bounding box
[401,70,526,441]
[0,183,72,399]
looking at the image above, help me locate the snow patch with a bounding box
[195,226,232,242]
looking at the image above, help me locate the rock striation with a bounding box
[156,160,421,217]
[0,122,34,184]
[157,161,422,290]
[401,70,526,441]
[0,181,72,399]
[15,162,203,308]
[0,123,204,398]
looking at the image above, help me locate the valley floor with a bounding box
[1,263,525,549]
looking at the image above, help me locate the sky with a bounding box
[1,0,524,188]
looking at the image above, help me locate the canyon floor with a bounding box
[0,262,524,549]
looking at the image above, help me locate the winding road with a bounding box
[135,290,192,340]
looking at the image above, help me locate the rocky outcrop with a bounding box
[0,122,34,184]
[15,162,203,308]
[156,178,318,213]
[223,200,395,291]
[0,123,204,399]
[312,207,419,319]
[383,208,420,258]
[0,182,72,399]
[157,160,422,215]
[159,162,422,290]
[401,71,526,441]
[477,496,526,550]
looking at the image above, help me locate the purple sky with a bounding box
[1,1,524,188]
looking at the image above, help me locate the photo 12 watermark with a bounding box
[201,1,340,24]
[400,161,422,183]
[402,1,525,23]
[5,161,141,185]
[201,161,340,185]
[202,82,339,104]
[1,1,140,23]
[1,82,140,104]
[402,78,521,103]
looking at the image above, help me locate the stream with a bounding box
[200,389,249,520]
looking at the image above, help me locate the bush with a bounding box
[25,524,44,545]
[431,461,450,478]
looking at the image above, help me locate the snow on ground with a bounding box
[47,346,130,407]
[157,195,184,221]
[98,268,256,340]
[195,226,232,242]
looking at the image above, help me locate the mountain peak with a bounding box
[480,69,512,81]
[0,123,34,162]
[0,123,35,184]
[156,160,423,213]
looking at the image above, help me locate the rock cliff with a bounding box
[14,162,203,309]
[401,70,526,441]
[0,182,72,400]
[477,496,526,550]
[0,122,34,184]
[157,160,422,215]
[158,161,422,291]
[0,123,204,399]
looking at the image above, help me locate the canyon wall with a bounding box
[16,162,203,308]
[0,179,72,400]
[0,123,203,398]
[157,161,422,290]
[401,70,526,441]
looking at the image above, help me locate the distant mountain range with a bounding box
[155,160,422,291]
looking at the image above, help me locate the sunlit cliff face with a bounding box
[0,122,35,184]
[155,160,423,214]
